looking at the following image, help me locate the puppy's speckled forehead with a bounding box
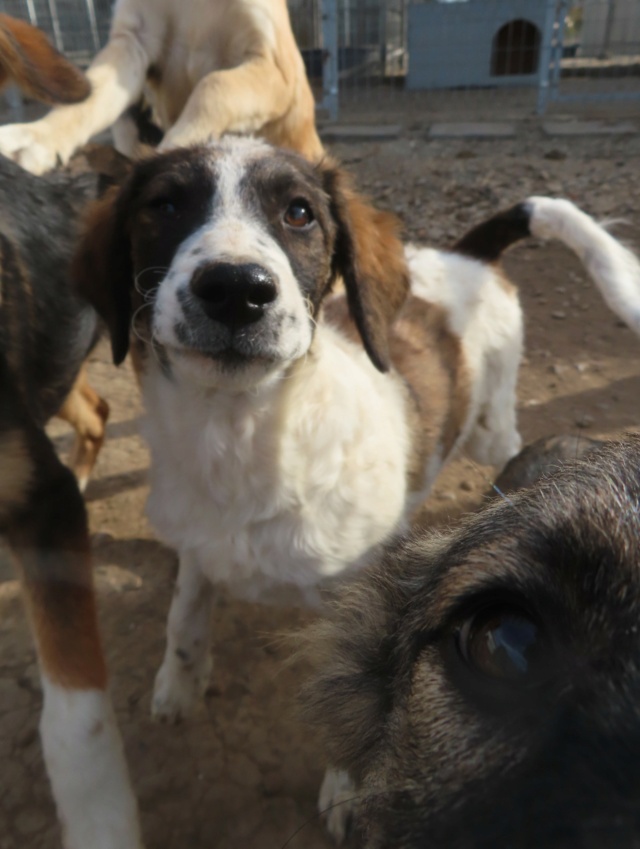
[124,139,338,300]
[131,138,330,216]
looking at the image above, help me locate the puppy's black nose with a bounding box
[190,263,277,327]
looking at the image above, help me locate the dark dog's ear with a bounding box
[72,185,133,365]
[322,162,409,372]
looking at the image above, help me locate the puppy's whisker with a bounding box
[305,296,318,330]
[131,305,165,370]
[489,481,515,507]
[280,794,364,848]
[466,458,519,510]
[133,266,169,296]
[281,782,426,848]
[131,303,152,337]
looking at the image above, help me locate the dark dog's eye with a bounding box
[147,196,177,215]
[457,605,547,686]
[284,198,314,229]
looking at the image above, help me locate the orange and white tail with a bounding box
[0,13,90,103]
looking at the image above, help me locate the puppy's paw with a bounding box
[319,768,357,845]
[0,123,62,174]
[151,652,212,724]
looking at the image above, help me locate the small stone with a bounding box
[95,565,142,593]
[91,531,114,547]
[262,769,284,797]
[15,809,49,836]
[15,726,37,749]
[459,480,473,492]
[544,149,567,161]
[575,414,594,429]
[551,311,566,320]
[437,491,457,502]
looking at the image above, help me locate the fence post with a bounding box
[46,0,65,51]
[537,0,562,115]
[85,0,101,52]
[321,0,339,121]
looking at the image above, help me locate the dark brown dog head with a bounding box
[72,137,409,387]
[305,435,640,848]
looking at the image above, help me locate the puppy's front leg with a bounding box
[152,550,214,723]
[6,423,142,849]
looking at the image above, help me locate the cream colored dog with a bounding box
[0,0,323,173]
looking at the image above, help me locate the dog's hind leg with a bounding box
[151,549,214,723]
[56,365,110,492]
[1,392,142,848]
[464,319,523,472]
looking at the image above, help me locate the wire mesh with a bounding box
[0,0,111,60]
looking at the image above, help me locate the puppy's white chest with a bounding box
[140,354,410,595]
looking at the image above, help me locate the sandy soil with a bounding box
[2,126,640,849]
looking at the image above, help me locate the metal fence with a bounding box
[0,0,110,60]
[319,0,640,119]
[1,0,640,122]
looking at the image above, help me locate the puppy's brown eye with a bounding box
[457,606,546,685]
[284,199,314,229]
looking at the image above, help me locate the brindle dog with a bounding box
[305,435,640,848]
[0,17,141,847]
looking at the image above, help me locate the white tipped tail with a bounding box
[527,196,640,336]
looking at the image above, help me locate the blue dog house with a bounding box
[407,0,550,90]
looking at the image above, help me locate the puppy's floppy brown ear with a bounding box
[322,162,409,372]
[72,185,133,365]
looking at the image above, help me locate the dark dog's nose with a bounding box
[190,263,277,327]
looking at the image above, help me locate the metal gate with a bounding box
[538,0,640,113]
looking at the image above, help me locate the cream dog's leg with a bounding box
[0,31,150,174]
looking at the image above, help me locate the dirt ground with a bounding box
[2,125,640,849]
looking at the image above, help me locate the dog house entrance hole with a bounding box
[491,19,541,76]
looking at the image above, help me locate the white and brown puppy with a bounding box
[0,0,323,173]
[72,137,640,836]
[303,435,640,848]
